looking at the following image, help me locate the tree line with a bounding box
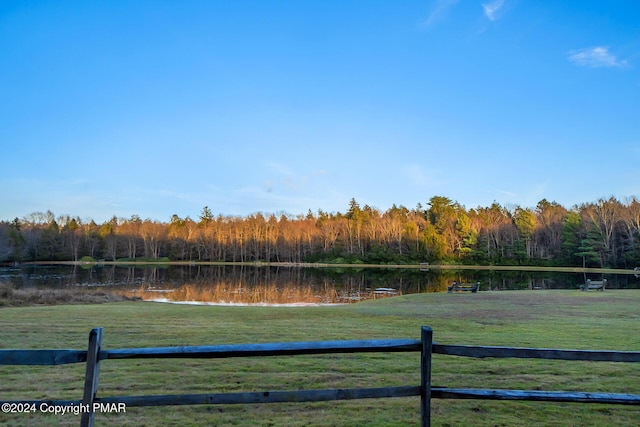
[1,195,640,268]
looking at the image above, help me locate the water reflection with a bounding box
[0,264,638,305]
[126,282,400,305]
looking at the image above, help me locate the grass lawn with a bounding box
[0,290,639,426]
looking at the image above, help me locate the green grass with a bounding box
[1,291,639,426]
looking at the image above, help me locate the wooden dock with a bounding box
[447,281,480,293]
[580,279,606,291]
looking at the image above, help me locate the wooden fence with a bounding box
[1,326,639,426]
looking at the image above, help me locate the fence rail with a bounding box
[102,338,422,359]
[432,344,640,362]
[1,327,639,426]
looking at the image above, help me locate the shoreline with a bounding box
[145,298,345,307]
[9,260,640,275]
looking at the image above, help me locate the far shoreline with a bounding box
[9,260,640,275]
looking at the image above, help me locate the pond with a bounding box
[1,264,639,305]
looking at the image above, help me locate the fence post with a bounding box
[421,326,433,427]
[80,328,103,427]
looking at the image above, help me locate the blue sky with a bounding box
[1,1,639,223]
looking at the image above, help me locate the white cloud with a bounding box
[403,164,440,187]
[233,185,343,216]
[266,161,294,177]
[567,46,627,68]
[262,162,330,193]
[497,190,516,197]
[423,0,459,28]
[494,182,549,208]
[482,0,505,21]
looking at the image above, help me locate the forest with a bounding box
[1,196,640,268]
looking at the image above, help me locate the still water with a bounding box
[1,264,639,304]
